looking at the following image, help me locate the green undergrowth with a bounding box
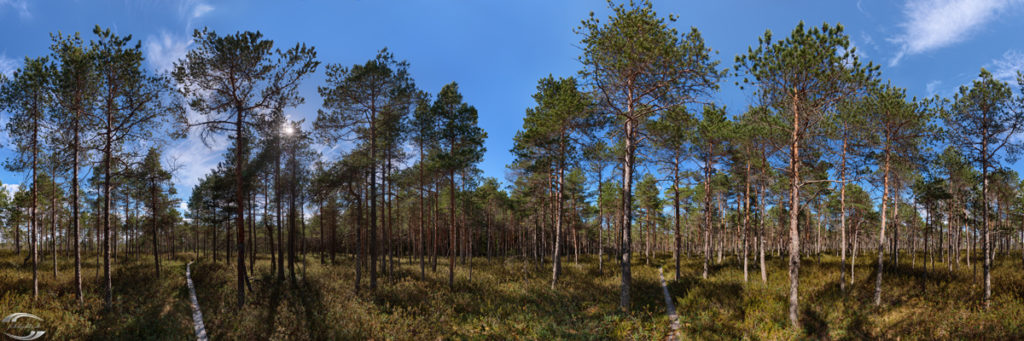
[193,254,669,340]
[3,250,1024,340]
[0,251,192,340]
[659,252,1024,340]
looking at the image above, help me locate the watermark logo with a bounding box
[1,313,44,341]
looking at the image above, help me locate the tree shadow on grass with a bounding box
[292,278,329,340]
[252,275,283,339]
[839,307,873,341]
[800,305,830,340]
[665,276,698,306]
[88,262,191,340]
[188,261,236,339]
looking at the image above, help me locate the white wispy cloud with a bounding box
[860,32,878,52]
[856,0,869,16]
[989,49,1024,82]
[144,31,191,73]
[889,0,1024,66]
[179,0,214,28]
[0,53,18,78]
[164,130,230,198]
[926,80,943,96]
[143,1,216,74]
[191,3,214,19]
[0,0,30,19]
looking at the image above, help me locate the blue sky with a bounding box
[2,0,1024,211]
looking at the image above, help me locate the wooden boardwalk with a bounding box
[658,268,681,341]
[186,261,209,341]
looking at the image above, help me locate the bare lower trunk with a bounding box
[759,184,767,284]
[419,146,426,278]
[619,117,636,311]
[288,146,297,283]
[354,183,363,293]
[598,174,605,274]
[874,151,892,306]
[552,160,564,290]
[276,154,284,280]
[786,96,802,329]
[72,119,82,301]
[673,162,681,281]
[369,125,378,290]
[31,125,38,300]
[51,176,57,279]
[852,223,859,284]
[234,109,248,308]
[982,157,991,309]
[839,133,848,291]
[449,171,456,290]
[743,161,751,283]
[702,146,713,279]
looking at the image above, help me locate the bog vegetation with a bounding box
[1,1,1024,339]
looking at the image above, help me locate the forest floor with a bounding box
[1,250,1023,339]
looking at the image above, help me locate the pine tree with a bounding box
[173,28,318,307]
[944,69,1024,309]
[649,105,694,280]
[693,104,731,280]
[137,148,171,279]
[512,75,591,289]
[314,48,415,290]
[1,55,51,300]
[91,26,175,307]
[735,22,877,327]
[50,32,99,302]
[864,84,934,305]
[430,82,486,290]
[576,0,721,310]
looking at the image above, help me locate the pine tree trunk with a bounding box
[449,171,457,290]
[743,161,751,283]
[265,174,275,274]
[288,142,297,283]
[152,178,160,280]
[320,199,325,265]
[673,162,681,281]
[852,222,859,284]
[368,117,379,290]
[72,117,83,302]
[619,115,636,311]
[982,141,991,309]
[419,144,426,278]
[31,114,38,300]
[354,182,363,293]
[276,151,284,281]
[760,158,768,284]
[52,175,57,279]
[234,109,247,308]
[875,149,892,306]
[433,183,439,272]
[250,193,256,274]
[702,143,713,279]
[839,131,848,291]
[786,95,803,329]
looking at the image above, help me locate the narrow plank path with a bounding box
[658,268,681,341]
[186,261,209,341]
